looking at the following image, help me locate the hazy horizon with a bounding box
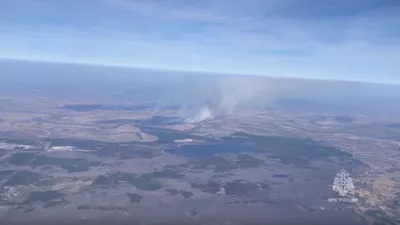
[2,59,400,120]
[2,58,400,86]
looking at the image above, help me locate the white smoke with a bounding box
[185,106,214,123]
[216,76,267,113]
[175,75,398,124]
[185,76,269,123]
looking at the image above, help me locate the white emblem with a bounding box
[332,169,354,196]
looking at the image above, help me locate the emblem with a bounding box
[332,169,354,197]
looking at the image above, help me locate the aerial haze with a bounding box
[0,59,400,224]
[1,0,400,224]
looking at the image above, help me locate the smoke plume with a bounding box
[185,77,268,123]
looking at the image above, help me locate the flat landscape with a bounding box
[0,61,399,225]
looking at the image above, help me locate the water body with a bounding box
[165,142,259,158]
[140,127,206,144]
[272,174,289,178]
[97,116,186,127]
[164,132,357,167]
[141,116,185,126]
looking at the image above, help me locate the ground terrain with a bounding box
[0,95,399,225]
[0,60,399,224]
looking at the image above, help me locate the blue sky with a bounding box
[0,0,399,83]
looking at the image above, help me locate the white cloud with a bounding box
[0,0,399,83]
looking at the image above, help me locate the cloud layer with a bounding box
[0,0,399,83]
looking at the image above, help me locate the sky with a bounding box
[0,0,399,83]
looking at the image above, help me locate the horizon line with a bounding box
[1,57,398,86]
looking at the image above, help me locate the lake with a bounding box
[165,142,259,157]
